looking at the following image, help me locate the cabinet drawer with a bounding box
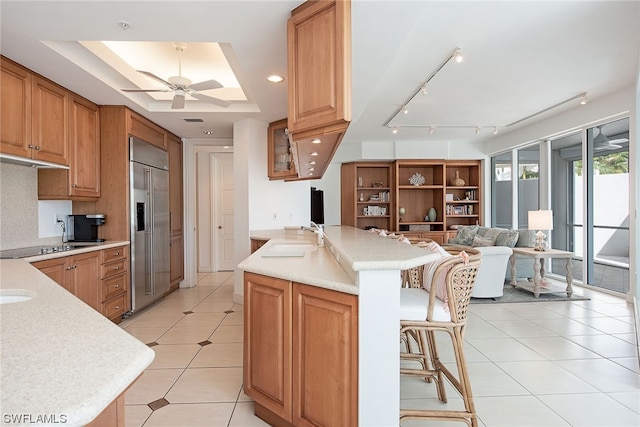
[101,259,127,278]
[102,246,127,263]
[102,273,127,302]
[103,293,127,319]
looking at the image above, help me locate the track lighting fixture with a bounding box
[384,46,464,128]
[428,126,434,134]
[453,48,463,63]
[392,127,399,134]
[475,127,481,135]
[580,93,588,105]
[493,127,499,135]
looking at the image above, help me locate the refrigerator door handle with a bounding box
[145,168,154,295]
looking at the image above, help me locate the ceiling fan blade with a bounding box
[189,79,223,91]
[122,88,172,93]
[137,70,174,88]
[171,93,186,109]
[609,138,629,144]
[190,92,231,108]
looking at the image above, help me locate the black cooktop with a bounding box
[0,244,83,259]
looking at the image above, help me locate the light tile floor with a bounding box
[120,272,640,427]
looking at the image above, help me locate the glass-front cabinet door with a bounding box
[267,118,298,180]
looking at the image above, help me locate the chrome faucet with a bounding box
[307,221,325,247]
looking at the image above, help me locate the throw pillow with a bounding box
[495,229,520,247]
[515,229,536,247]
[472,235,495,247]
[483,227,508,242]
[450,225,479,246]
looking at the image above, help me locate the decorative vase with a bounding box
[428,207,437,222]
[451,170,465,186]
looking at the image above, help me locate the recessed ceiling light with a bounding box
[308,172,314,176]
[309,167,315,171]
[267,75,284,83]
[310,152,319,156]
[203,130,214,135]
[309,161,316,165]
[311,138,321,144]
[118,21,131,30]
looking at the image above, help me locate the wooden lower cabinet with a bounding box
[244,272,358,427]
[85,393,124,427]
[33,251,100,311]
[170,233,184,291]
[33,245,129,323]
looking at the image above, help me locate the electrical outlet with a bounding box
[55,213,65,224]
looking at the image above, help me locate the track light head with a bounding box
[402,107,409,115]
[475,126,481,135]
[580,93,588,105]
[493,127,499,135]
[421,84,428,95]
[392,127,398,134]
[428,126,435,135]
[453,48,463,63]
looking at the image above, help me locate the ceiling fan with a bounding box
[121,43,230,109]
[593,126,628,150]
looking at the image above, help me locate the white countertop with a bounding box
[22,241,130,263]
[240,226,439,294]
[0,258,154,426]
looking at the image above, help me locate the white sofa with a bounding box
[469,246,513,298]
[446,226,536,298]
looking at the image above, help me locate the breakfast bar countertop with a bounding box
[0,259,154,426]
[241,225,439,294]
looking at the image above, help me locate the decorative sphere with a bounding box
[399,207,406,215]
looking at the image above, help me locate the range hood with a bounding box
[0,153,69,169]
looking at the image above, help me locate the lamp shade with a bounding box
[528,210,553,231]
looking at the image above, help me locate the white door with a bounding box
[212,153,235,271]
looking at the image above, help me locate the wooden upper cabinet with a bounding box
[68,94,100,198]
[128,110,166,150]
[286,0,351,180]
[267,118,298,180]
[168,133,183,234]
[1,56,69,166]
[0,57,32,158]
[287,0,351,133]
[38,93,100,199]
[31,75,69,165]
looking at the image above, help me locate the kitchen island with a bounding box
[0,259,154,426]
[239,225,439,427]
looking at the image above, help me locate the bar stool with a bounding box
[399,247,481,427]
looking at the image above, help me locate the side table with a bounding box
[510,247,574,298]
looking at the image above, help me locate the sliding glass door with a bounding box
[551,118,630,293]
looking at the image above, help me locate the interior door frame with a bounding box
[184,140,234,288]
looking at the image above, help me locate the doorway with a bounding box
[196,150,235,273]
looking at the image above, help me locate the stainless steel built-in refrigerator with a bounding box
[130,136,170,312]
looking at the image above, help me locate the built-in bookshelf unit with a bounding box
[340,160,482,242]
[395,161,445,232]
[341,162,393,231]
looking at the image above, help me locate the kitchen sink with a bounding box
[261,242,318,258]
[0,290,34,305]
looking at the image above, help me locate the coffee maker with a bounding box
[68,214,105,242]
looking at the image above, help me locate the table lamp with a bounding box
[528,210,553,251]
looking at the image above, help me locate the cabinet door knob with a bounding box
[72,184,78,188]
[218,226,223,229]
[28,144,34,149]
[35,146,41,150]
[115,305,120,310]
[113,266,119,270]
[114,284,120,288]
[114,252,119,256]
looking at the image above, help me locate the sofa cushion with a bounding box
[515,229,536,247]
[495,229,520,247]
[482,227,508,242]
[472,235,495,247]
[449,225,479,246]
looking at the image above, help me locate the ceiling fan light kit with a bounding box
[121,42,230,109]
